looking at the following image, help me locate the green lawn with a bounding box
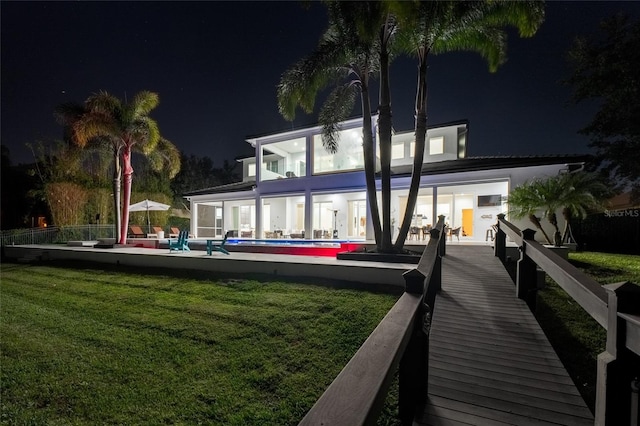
[0,262,399,425]
[535,251,640,413]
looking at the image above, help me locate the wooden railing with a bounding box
[494,214,640,426]
[299,216,446,426]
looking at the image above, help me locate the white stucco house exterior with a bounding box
[184,116,587,243]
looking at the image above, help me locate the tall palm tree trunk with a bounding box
[396,49,428,250]
[378,28,393,252]
[360,84,382,247]
[119,146,134,245]
[112,146,122,243]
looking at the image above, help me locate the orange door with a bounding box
[462,209,473,237]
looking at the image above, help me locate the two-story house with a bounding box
[184,116,588,243]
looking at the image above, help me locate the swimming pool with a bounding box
[202,238,366,257]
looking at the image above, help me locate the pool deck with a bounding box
[3,242,420,288]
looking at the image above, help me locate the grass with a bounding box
[0,261,399,425]
[534,251,640,413]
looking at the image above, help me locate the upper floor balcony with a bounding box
[240,117,468,184]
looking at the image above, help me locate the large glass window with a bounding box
[348,199,367,238]
[312,191,364,239]
[226,200,255,238]
[196,203,223,238]
[261,195,305,238]
[429,136,444,155]
[438,181,508,240]
[313,128,364,174]
[392,188,434,240]
[312,201,334,238]
[391,143,404,160]
[389,182,508,241]
[260,137,306,182]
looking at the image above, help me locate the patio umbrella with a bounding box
[128,199,170,233]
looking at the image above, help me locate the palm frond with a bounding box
[131,117,161,154]
[54,102,87,125]
[319,84,358,153]
[71,113,118,147]
[433,26,506,72]
[277,36,357,120]
[558,171,608,218]
[480,1,545,38]
[277,0,384,123]
[393,0,542,73]
[86,91,122,116]
[131,91,160,117]
[146,137,181,179]
[508,181,543,218]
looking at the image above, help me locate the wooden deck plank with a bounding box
[418,246,594,425]
[428,327,558,355]
[428,361,585,395]
[429,366,588,406]
[429,339,569,370]
[428,377,592,418]
[429,344,570,376]
[423,395,586,426]
[429,320,560,350]
[426,384,592,425]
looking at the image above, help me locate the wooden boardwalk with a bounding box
[416,246,594,426]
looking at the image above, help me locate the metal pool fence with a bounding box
[0,225,116,246]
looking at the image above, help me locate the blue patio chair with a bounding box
[206,230,231,255]
[168,230,190,253]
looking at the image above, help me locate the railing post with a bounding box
[437,215,446,257]
[516,228,537,311]
[494,213,506,262]
[430,227,442,263]
[595,282,640,426]
[399,270,429,425]
[429,245,442,304]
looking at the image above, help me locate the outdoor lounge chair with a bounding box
[128,225,145,238]
[206,230,231,255]
[147,226,164,238]
[168,230,190,253]
[169,227,180,238]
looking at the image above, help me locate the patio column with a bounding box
[304,189,312,239]
[255,195,262,239]
[431,186,438,227]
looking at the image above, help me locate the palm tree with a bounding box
[508,171,605,246]
[556,171,607,244]
[392,1,544,250]
[279,1,543,253]
[278,1,390,250]
[56,91,180,244]
[56,102,124,241]
[511,176,568,245]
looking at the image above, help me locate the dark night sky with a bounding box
[2,1,640,167]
